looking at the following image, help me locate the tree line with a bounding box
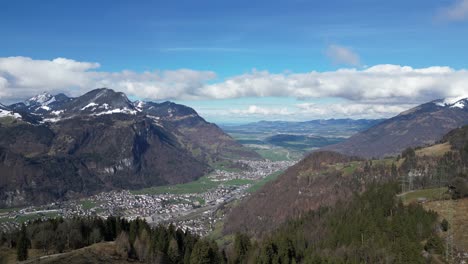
[0,216,223,263]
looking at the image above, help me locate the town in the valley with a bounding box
[0,160,294,236]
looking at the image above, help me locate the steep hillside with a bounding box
[224,125,468,237]
[0,114,208,207]
[0,88,259,207]
[223,151,377,236]
[231,183,441,263]
[325,98,468,158]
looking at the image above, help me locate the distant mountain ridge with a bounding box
[222,118,384,137]
[0,88,260,207]
[324,98,468,158]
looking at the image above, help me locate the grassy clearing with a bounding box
[209,220,235,247]
[341,161,361,176]
[31,242,130,264]
[15,212,60,224]
[424,198,468,251]
[254,148,291,161]
[131,175,219,195]
[80,200,97,210]
[132,164,285,196]
[0,247,47,264]
[0,207,22,214]
[416,142,452,157]
[191,196,206,205]
[247,171,284,193]
[223,179,254,186]
[212,161,242,173]
[0,211,61,225]
[399,187,450,205]
[372,158,395,166]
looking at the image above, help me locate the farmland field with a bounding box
[399,187,450,205]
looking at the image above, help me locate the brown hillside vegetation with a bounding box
[222,151,394,236]
[424,198,468,252]
[416,142,452,157]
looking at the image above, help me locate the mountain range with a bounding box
[222,118,384,138]
[0,88,260,207]
[324,98,468,158]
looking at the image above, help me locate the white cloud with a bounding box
[325,44,360,66]
[199,65,468,104]
[93,69,216,101]
[0,57,99,99]
[230,105,291,116]
[204,102,416,122]
[437,0,468,21]
[1,56,468,120]
[0,56,215,102]
[295,102,415,119]
[161,47,249,53]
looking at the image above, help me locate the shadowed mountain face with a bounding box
[324,99,468,158]
[0,88,260,207]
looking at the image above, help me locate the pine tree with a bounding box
[190,239,221,264]
[168,238,181,263]
[16,223,29,261]
[233,233,251,263]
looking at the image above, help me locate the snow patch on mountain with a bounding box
[94,107,137,116]
[0,108,21,119]
[450,99,467,109]
[51,110,64,116]
[81,102,99,110]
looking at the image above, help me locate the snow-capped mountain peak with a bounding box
[133,100,146,111]
[26,92,54,106]
[450,98,468,109]
[433,97,468,109]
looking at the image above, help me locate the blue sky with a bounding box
[1,0,468,123]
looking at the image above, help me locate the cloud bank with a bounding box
[1,56,468,119]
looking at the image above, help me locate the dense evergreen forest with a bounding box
[234,183,443,263]
[1,216,223,263]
